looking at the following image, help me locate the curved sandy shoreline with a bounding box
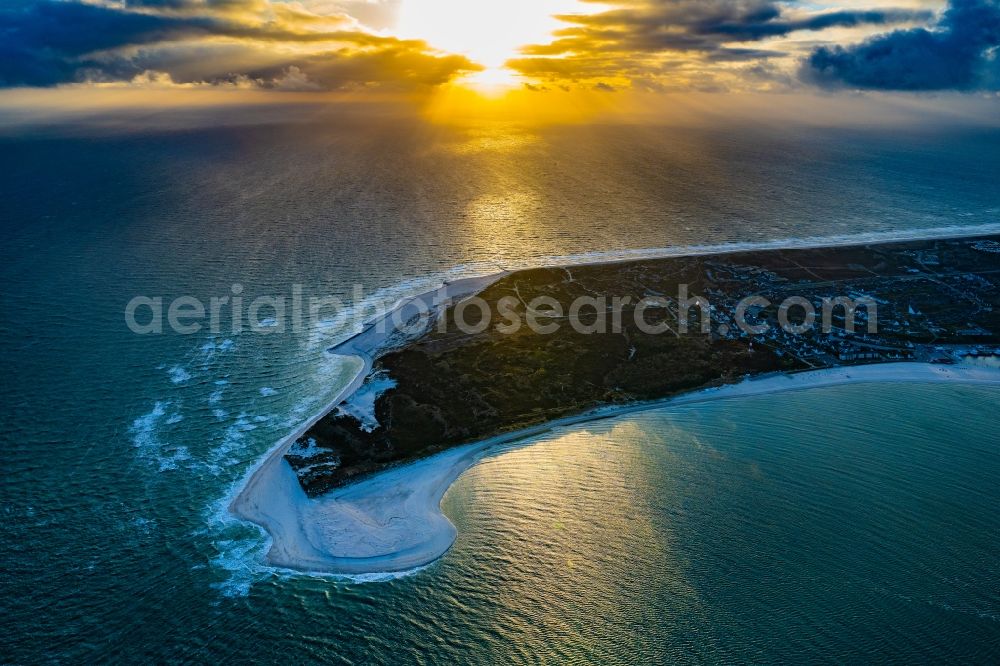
[229,226,1000,577]
[233,362,1000,575]
[228,272,508,572]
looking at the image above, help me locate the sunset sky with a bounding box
[1,0,998,117]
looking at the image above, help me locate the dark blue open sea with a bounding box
[2,118,999,662]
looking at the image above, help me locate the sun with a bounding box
[395,0,588,89]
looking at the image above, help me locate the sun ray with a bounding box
[394,0,593,91]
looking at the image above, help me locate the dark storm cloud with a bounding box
[805,0,1000,90]
[706,8,932,40]
[0,0,479,88]
[507,0,931,88]
[538,1,930,51]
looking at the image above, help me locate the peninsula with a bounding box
[231,234,1000,574]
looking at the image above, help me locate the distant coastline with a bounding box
[230,226,1000,576]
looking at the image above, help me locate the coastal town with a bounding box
[698,239,1000,369]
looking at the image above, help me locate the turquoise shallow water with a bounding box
[9,383,999,662]
[2,121,1000,661]
[441,383,1000,662]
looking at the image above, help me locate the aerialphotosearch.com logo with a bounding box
[125,283,879,339]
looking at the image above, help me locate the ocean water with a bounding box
[1,118,1000,661]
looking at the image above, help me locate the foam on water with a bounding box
[193,347,368,596]
[199,406,423,599]
[8,122,1000,660]
[304,261,503,351]
[198,223,1000,596]
[274,224,1000,366]
[168,365,192,384]
[131,401,193,472]
[123,225,1000,597]
[521,222,1000,272]
[198,338,237,365]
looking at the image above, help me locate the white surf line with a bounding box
[523,222,1000,271]
[228,224,1000,575]
[227,272,510,563]
[237,363,1000,576]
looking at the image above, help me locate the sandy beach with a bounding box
[228,271,508,572]
[232,359,1000,576]
[229,229,1000,577]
